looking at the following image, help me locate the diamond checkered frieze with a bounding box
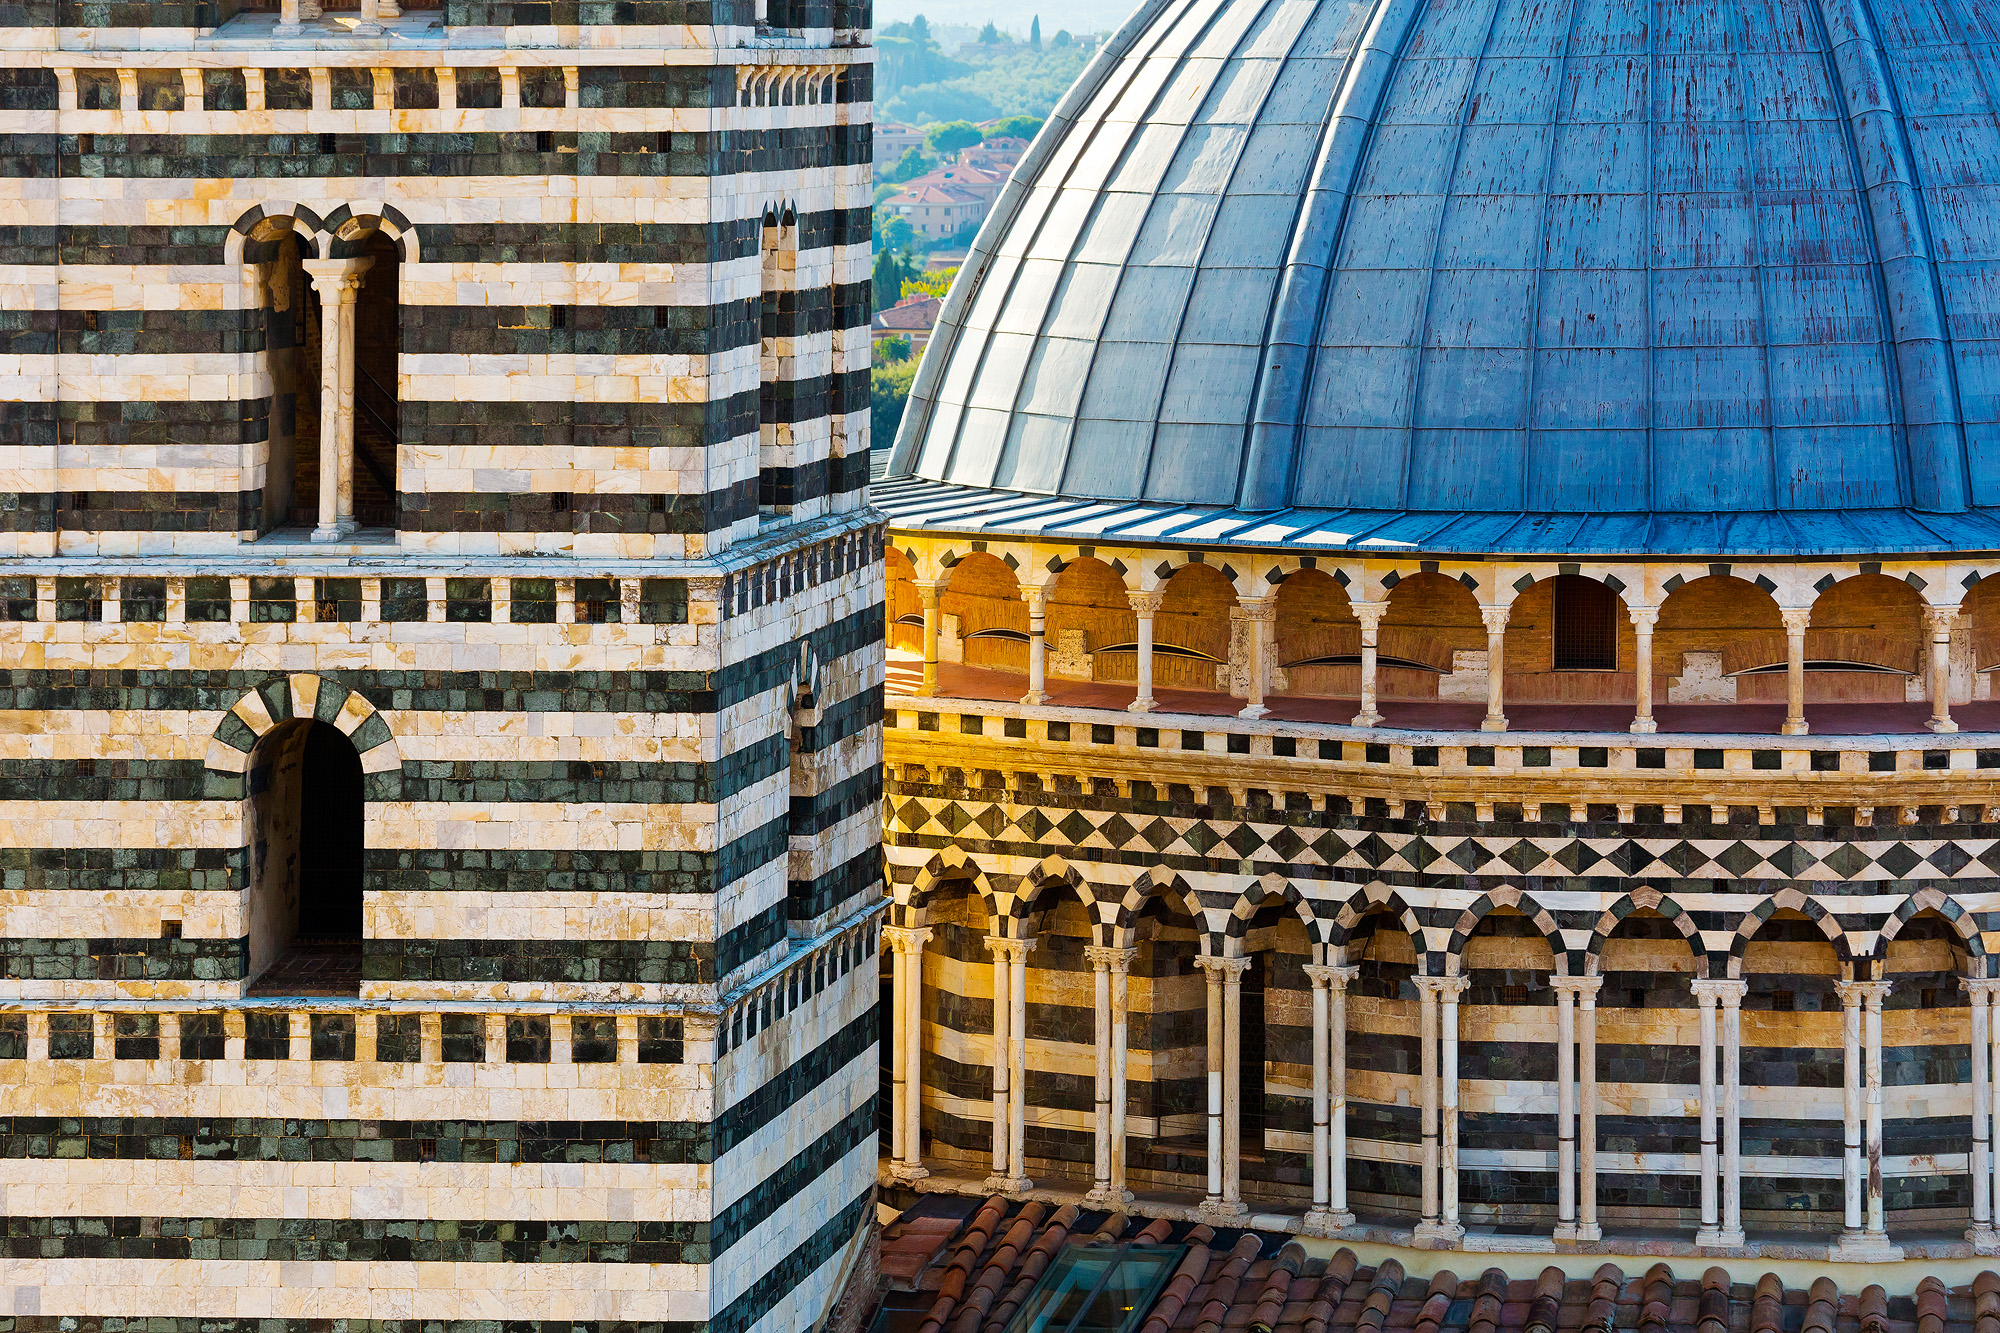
[1874,843,1923,878]
[1819,843,1873,879]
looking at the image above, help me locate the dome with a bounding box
[885,0,2000,555]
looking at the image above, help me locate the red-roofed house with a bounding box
[872,293,943,352]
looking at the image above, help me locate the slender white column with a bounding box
[1021,586,1048,706]
[1416,977,1442,1235]
[1836,979,1865,1240]
[1577,976,1602,1240]
[1108,947,1134,1200]
[1479,605,1509,731]
[1832,978,1902,1258]
[983,935,1012,1190]
[1238,597,1274,720]
[302,258,372,543]
[1008,938,1034,1189]
[883,924,912,1168]
[1720,980,1746,1245]
[1194,955,1249,1219]
[1781,607,1811,735]
[1084,945,1113,1203]
[1927,607,1960,733]
[886,926,931,1181]
[1553,981,1578,1239]
[1862,981,1891,1240]
[1971,979,1998,1252]
[1329,964,1357,1224]
[1692,979,1722,1242]
[1302,964,1334,1228]
[915,581,945,697]
[1351,600,1388,727]
[1302,962,1360,1232]
[1127,590,1162,713]
[1629,606,1659,733]
[1222,957,1246,1210]
[1413,976,1467,1244]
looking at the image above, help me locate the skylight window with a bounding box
[1003,1243,1183,1333]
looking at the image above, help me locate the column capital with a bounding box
[1550,975,1604,996]
[1965,977,2000,999]
[1924,605,1961,638]
[1690,977,1748,1005]
[881,924,932,954]
[301,255,375,296]
[1126,589,1165,614]
[1237,596,1276,623]
[1479,604,1510,633]
[1020,583,1050,612]
[1083,944,1137,969]
[1349,598,1390,627]
[911,578,945,606]
[1302,963,1360,989]
[983,934,1036,962]
[1780,606,1813,634]
[1836,979,1893,1008]
[1413,975,1470,1000]
[1195,954,1251,980]
[1627,605,1660,631]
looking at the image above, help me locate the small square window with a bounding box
[49,1012,94,1059]
[311,1013,355,1061]
[1869,751,1897,773]
[506,1015,551,1063]
[0,576,35,621]
[0,1013,24,1060]
[1813,751,1842,772]
[244,1011,290,1060]
[179,1012,225,1060]
[445,578,492,623]
[382,578,429,622]
[56,576,101,622]
[509,578,556,623]
[576,577,622,623]
[442,1013,485,1063]
[121,577,167,622]
[1046,721,1070,742]
[640,579,688,624]
[571,1016,618,1063]
[113,1013,159,1060]
[375,1014,420,1063]
[316,577,363,623]
[637,1016,682,1064]
[185,577,231,623]
[249,576,296,623]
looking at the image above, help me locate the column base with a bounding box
[1302,1208,1355,1236]
[351,17,384,30]
[1412,1221,1464,1247]
[888,1163,930,1184]
[1480,715,1508,732]
[1237,704,1270,721]
[310,520,359,543]
[1125,698,1155,714]
[1019,692,1047,706]
[1629,717,1657,734]
[1968,1224,2000,1255]
[1193,1198,1249,1222]
[1694,1226,1745,1248]
[1351,710,1382,727]
[983,1173,1034,1196]
[1781,719,1809,736]
[1830,1231,1903,1262]
[1083,1184,1135,1207]
[1929,717,1960,734]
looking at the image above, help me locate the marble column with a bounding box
[1007,938,1034,1191]
[1414,976,1468,1244]
[1552,978,1579,1239]
[1690,979,1747,1246]
[1351,600,1389,727]
[1238,598,1274,720]
[1194,954,1249,1219]
[983,935,1014,1191]
[1691,979,1723,1243]
[302,257,372,543]
[882,925,932,1181]
[1629,606,1659,734]
[1780,608,1811,736]
[1970,979,1998,1252]
[1479,606,1509,732]
[1927,607,1960,733]
[1084,945,1136,1205]
[1836,979,1865,1244]
[915,580,945,697]
[1020,585,1048,706]
[1127,590,1164,714]
[1577,976,1602,1240]
[1304,963,1359,1233]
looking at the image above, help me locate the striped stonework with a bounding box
[0,0,883,1327]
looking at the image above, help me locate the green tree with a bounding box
[988,114,1043,141]
[924,119,984,157]
[872,248,917,312]
[872,207,916,255]
[885,146,933,182]
[1029,14,1040,48]
[878,334,912,362]
[1052,27,1071,46]
[872,357,921,445]
[977,20,1000,43]
[910,11,926,35]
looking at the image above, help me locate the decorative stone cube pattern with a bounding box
[882,699,2000,1237]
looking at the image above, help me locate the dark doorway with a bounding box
[1240,952,1266,1151]
[349,229,401,528]
[297,720,364,938]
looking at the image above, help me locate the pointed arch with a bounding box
[1585,888,1708,975]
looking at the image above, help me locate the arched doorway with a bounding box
[247,718,365,995]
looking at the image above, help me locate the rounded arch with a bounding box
[1446,886,1569,976]
[322,202,422,263]
[1109,869,1206,948]
[1155,561,1236,683]
[937,549,1027,673]
[1802,571,1925,692]
[1045,555,1138,687]
[227,202,327,266]
[204,673,401,799]
[1015,856,1109,940]
[1380,569,1484,698]
[902,846,1001,923]
[1729,889,1853,976]
[1226,877,1321,947]
[1273,567,1359,699]
[1586,889,1708,975]
[1876,889,1985,966]
[885,546,925,657]
[1324,883,1428,967]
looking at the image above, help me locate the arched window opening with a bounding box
[1553,575,1617,671]
[247,718,365,996]
[759,207,800,521]
[348,228,402,530]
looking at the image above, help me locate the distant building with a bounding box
[885,182,984,238]
[872,293,943,353]
[876,120,925,162]
[955,136,1029,172]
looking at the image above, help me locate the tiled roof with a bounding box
[874,296,942,334]
[876,1197,2000,1333]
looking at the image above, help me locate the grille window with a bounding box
[1552,574,1616,671]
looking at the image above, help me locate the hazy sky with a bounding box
[874,0,1137,36]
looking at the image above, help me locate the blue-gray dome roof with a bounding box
[887,0,2000,549]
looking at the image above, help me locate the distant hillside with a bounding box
[875,0,1140,36]
[876,18,1098,125]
